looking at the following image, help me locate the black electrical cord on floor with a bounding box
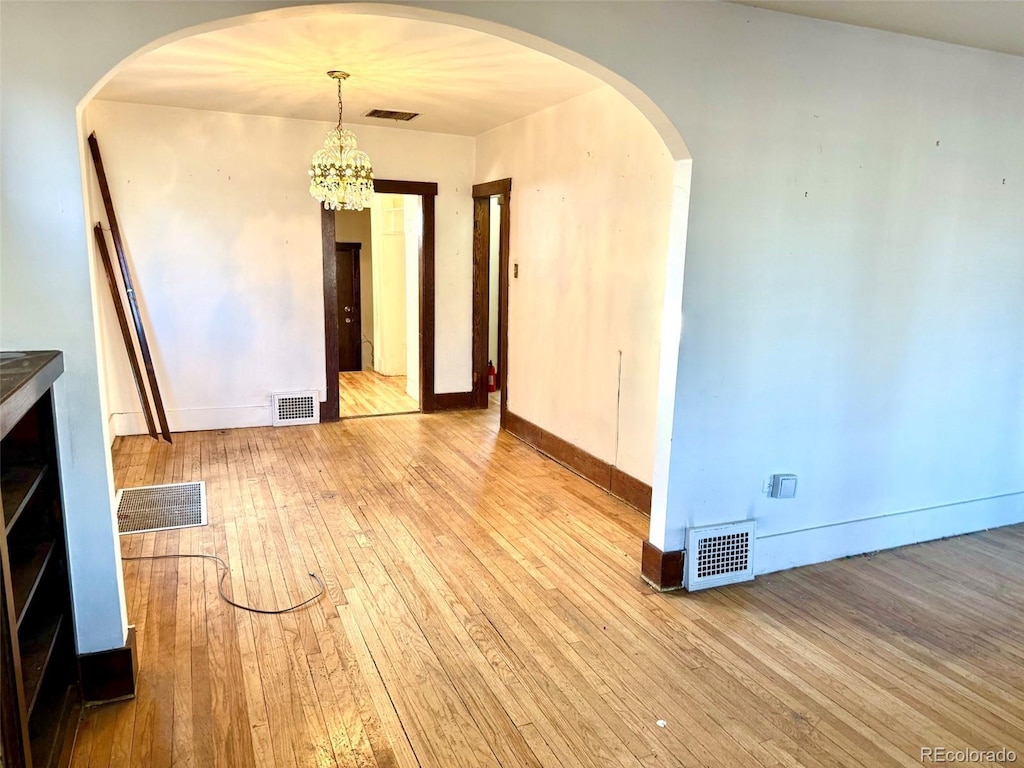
[122,553,324,615]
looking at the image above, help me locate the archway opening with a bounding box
[77,0,692,592]
[68,2,695,759]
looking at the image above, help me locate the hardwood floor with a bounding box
[71,405,1024,767]
[339,371,418,419]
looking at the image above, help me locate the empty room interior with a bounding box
[0,1,1021,767]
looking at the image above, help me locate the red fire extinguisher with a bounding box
[487,361,497,393]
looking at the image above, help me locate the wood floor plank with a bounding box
[747,576,1024,753]
[336,594,424,768]
[77,407,1024,768]
[339,371,419,419]
[223,520,277,768]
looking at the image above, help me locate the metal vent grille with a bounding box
[116,482,207,535]
[685,521,756,591]
[365,108,419,121]
[273,391,319,426]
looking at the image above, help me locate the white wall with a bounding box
[86,100,475,435]
[640,5,1024,568]
[2,1,1022,651]
[369,194,408,376]
[88,100,326,433]
[476,86,675,484]
[336,209,374,371]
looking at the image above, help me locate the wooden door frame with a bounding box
[336,242,362,373]
[471,178,512,425]
[321,179,438,422]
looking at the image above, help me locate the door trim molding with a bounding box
[471,178,512,421]
[472,195,489,408]
[321,180,439,421]
[320,206,338,421]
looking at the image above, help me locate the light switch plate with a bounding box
[770,473,798,499]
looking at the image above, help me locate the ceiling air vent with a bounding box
[365,109,420,122]
[685,520,756,591]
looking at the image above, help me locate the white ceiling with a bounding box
[730,1,1024,57]
[97,3,1023,134]
[96,13,605,136]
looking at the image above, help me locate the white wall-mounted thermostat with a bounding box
[769,474,798,499]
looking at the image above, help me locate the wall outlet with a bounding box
[513,263,519,278]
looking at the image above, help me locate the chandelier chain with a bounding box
[336,78,344,130]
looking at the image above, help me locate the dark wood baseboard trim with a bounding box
[430,391,479,412]
[610,467,653,513]
[504,411,610,487]
[319,400,334,423]
[641,540,685,591]
[503,410,652,514]
[79,625,138,705]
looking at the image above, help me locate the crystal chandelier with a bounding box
[309,71,374,211]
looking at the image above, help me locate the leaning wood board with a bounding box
[88,132,171,443]
[93,225,158,439]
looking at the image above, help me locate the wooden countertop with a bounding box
[0,351,64,439]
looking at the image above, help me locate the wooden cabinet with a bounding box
[1,351,79,768]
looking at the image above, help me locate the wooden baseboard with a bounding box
[503,411,652,514]
[429,391,479,412]
[641,540,685,591]
[319,401,335,423]
[610,467,654,513]
[79,625,138,705]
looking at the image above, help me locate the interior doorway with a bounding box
[333,193,423,419]
[321,180,440,422]
[336,242,362,372]
[472,179,512,425]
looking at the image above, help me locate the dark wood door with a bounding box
[336,243,362,372]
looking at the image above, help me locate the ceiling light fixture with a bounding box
[309,71,374,211]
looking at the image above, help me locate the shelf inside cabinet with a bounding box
[29,681,77,768]
[2,462,48,534]
[20,611,63,717]
[1,351,75,768]
[10,539,55,627]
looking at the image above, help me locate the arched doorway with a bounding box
[11,1,702,760]
[77,3,693,554]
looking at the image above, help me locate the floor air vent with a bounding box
[273,391,319,426]
[117,482,207,535]
[685,521,756,591]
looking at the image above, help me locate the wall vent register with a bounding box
[685,520,756,591]
[273,391,319,426]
